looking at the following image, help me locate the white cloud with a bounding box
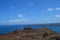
[47,8,60,11]
[9,20,20,23]
[18,14,23,18]
[41,8,60,13]
[41,8,54,13]
[56,15,60,18]
[0,18,29,25]
[47,8,54,11]
[0,14,29,24]
[56,8,60,10]
[9,19,28,23]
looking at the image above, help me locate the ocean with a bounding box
[0,25,60,34]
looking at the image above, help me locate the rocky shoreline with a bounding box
[0,28,60,40]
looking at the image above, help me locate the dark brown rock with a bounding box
[0,28,60,40]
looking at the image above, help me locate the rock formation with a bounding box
[0,28,60,40]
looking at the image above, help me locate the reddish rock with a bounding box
[0,28,60,40]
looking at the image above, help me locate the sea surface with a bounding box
[0,25,60,34]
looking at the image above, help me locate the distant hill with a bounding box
[28,23,60,26]
[41,23,60,26]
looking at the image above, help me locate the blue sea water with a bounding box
[0,25,60,34]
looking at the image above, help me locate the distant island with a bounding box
[0,27,60,40]
[28,23,60,26]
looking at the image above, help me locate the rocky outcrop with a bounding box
[0,28,60,40]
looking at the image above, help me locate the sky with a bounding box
[0,0,60,25]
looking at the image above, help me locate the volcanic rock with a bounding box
[0,28,60,40]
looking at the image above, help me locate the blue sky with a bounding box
[0,0,60,25]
